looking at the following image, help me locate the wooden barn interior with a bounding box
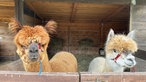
[1,0,146,72]
[24,0,130,56]
[0,0,130,71]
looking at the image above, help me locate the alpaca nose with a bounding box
[125,54,136,67]
[29,43,39,53]
[29,47,39,53]
[28,42,39,61]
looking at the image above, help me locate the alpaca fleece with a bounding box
[9,18,78,72]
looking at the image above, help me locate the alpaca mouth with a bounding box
[30,57,39,62]
[124,59,134,67]
[28,53,40,62]
[125,62,132,67]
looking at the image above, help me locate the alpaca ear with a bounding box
[8,18,22,34]
[127,30,135,39]
[106,29,115,43]
[45,20,57,34]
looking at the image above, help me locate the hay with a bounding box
[75,54,97,72]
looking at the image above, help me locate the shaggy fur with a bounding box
[45,20,57,34]
[9,18,77,72]
[106,35,137,54]
[88,29,138,72]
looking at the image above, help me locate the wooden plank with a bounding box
[1,71,146,82]
[0,22,16,57]
[135,29,146,38]
[25,0,130,4]
[24,1,129,23]
[131,5,146,51]
[0,18,11,22]
[15,0,24,24]
[136,0,146,5]
[138,46,146,51]
[70,3,78,22]
[103,5,129,22]
[132,6,146,22]
[132,22,146,30]
[0,71,79,82]
[0,0,14,2]
[0,55,18,61]
[0,1,14,7]
[0,0,14,22]
[81,72,146,82]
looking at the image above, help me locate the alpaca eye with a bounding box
[123,50,127,53]
[21,45,27,49]
[41,44,46,47]
[113,49,117,53]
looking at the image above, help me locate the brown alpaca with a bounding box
[9,18,77,72]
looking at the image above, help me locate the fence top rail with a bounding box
[81,72,146,75]
[0,71,146,82]
[0,71,146,75]
[0,71,79,76]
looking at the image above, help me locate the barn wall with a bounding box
[58,23,99,46]
[23,14,41,26]
[100,22,129,47]
[23,2,42,26]
[0,0,15,22]
[57,22,128,48]
[0,23,17,60]
[130,1,146,51]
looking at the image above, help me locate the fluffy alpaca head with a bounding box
[9,18,57,63]
[105,29,138,68]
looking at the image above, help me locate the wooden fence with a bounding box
[0,71,146,82]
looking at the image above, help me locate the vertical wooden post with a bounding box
[129,4,132,31]
[14,0,24,24]
[99,21,104,48]
[67,24,71,52]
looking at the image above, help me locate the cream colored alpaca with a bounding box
[9,18,77,72]
[88,29,138,72]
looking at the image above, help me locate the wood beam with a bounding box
[70,3,78,23]
[25,0,130,4]
[98,20,104,48]
[14,0,24,24]
[24,1,43,20]
[0,18,11,22]
[0,2,14,7]
[102,5,129,22]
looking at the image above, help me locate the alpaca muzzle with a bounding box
[124,54,136,67]
[113,53,136,68]
[28,42,40,62]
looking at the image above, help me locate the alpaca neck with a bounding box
[105,56,124,72]
[23,52,52,72]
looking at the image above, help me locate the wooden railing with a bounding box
[0,71,146,82]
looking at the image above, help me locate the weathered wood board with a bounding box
[131,5,146,51]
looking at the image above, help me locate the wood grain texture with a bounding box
[25,1,129,23]
[0,71,79,82]
[81,72,146,82]
[0,0,14,22]
[131,5,146,51]
[0,23,16,57]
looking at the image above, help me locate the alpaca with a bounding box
[88,29,138,72]
[8,18,77,72]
